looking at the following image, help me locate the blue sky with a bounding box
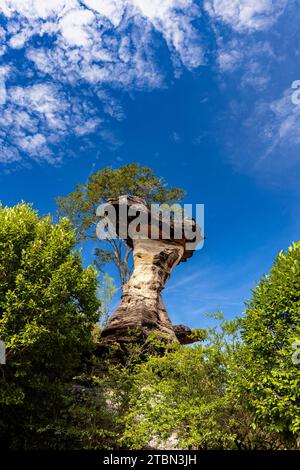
[0,0,300,328]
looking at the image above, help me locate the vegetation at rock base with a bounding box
[112,316,295,450]
[0,200,300,449]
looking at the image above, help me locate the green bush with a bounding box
[0,203,100,448]
[232,242,300,444]
[114,320,282,449]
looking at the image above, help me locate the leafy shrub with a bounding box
[0,203,100,448]
[232,243,300,445]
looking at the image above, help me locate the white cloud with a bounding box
[206,2,286,90]
[0,0,206,165]
[0,0,291,167]
[74,118,100,136]
[223,86,300,179]
[60,8,95,46]
[258,89,300,164]
[17,133,47,154]
[218,47,243,72]
[205,0,288,31]
[216,37,274,91]
[171,131,181,143]
[131,0,203,69]
[0,0,76,19]
[82,0,126,27]
[0,83,101,164]
[1,0,203,86]
[0,65,9,105]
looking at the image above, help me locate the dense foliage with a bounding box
[0,204,100,449]
[113,320,287,450]
[232,242,300,443]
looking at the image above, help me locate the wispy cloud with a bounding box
[165,270,205,292]
[0,82,101,164]
[205,0,288,32]
[0,0,205,166]
[256,87,300,166]
[0,0,294,169]
[216,37,274,90]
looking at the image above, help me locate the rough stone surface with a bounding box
[101,195,202,347]
[172,324,194,345]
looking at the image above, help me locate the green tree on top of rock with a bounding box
[56,164,185,286]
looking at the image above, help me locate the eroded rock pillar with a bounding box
[101,238,185,344]
[100,195,202,347]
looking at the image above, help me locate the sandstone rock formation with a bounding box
[100,195,202,348]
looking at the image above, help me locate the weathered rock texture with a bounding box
[101,196,202,347]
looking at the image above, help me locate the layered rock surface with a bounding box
[101,196,202,347]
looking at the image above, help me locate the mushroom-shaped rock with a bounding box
[100,195,203,347]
